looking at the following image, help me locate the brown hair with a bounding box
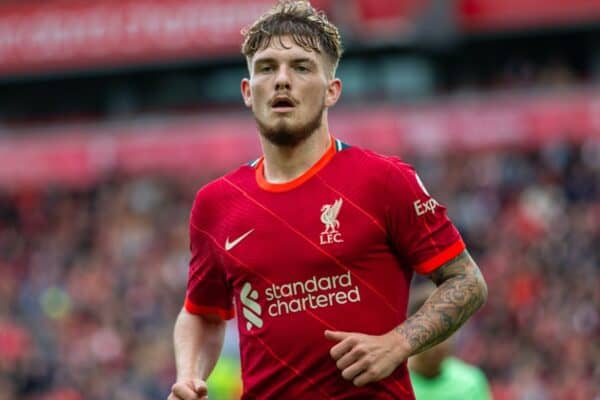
[241,0,343,76]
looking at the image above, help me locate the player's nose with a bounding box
[274,65,291,91]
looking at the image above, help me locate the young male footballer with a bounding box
[168,1,487,399]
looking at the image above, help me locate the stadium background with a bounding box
[0,0,598,399]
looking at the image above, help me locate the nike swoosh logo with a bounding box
[225,229,254,251]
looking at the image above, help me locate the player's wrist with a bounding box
[176,372,201,383]
[387,329,413,364]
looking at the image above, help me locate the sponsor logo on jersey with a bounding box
[265,272,360,318]
[240,282,262,331]
[414,198,440,216]
[413,173,440,216]
[225,229,254,251]
[320,198,344,245]
[239,273,362,331]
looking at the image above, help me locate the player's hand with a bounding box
[167,378,208,400]
[325,329,409,387]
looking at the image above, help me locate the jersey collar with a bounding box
[255,136,339,192]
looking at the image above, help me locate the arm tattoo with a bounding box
[396,250,488,355]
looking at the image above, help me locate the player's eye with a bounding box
[295,65,310,72]
[258,65,273,73]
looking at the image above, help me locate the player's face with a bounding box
[242,35,341,147]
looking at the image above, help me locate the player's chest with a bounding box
[215,193,388,280]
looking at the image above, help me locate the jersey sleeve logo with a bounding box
[413,173,440,216]
[320,198,344,245]
[414,198,440,216]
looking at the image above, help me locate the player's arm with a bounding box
[395,249,487,355]
[169,307,226,400]
[326,250,487,387]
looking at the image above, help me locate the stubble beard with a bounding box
[255,105,324,148]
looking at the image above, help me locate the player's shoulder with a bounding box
[192,163,255,208]
[340,144,414,171]
[336,143,417,187]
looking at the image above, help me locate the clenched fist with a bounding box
[168,378,208,400]
[325,329,410,387]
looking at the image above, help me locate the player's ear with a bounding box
[241,78,252,108]
[324,77,342,108]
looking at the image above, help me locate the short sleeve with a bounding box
[184,194,234,320]
[384,159,465,275]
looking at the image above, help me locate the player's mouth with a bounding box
[270,96,296,113]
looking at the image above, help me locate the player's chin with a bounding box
[267,132,298,146]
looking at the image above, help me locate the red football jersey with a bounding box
[185,138,465,399]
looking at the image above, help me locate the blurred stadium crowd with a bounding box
[1,1,600,400]
[1,139,598,399]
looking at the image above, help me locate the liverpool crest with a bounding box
[320,198,344,245]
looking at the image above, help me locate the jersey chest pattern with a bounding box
[187,145,448,399]
[217,177,399,334]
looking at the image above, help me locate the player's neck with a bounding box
[259,126,331,184]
